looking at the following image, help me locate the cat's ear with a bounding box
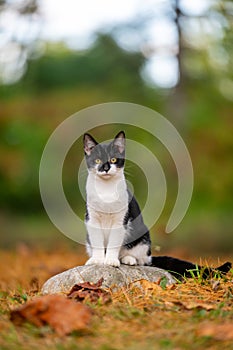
[113,131,125,154]
[83,133,98,155]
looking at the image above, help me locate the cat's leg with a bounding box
[105,226,125,267]
[85,222,105,265]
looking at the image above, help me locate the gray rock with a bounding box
[41,265,176,294]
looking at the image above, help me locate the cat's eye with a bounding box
[110,157,117,164]
[95,159,102,164]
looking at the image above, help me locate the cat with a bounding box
[83,131,231,278]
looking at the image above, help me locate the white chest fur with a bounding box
[86,172,128,214]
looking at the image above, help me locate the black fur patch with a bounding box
[123,190,151,251]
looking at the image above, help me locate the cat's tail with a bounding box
[150,256,232,279]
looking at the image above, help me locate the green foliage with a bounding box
[0,119,48,212]
[0,23,232,251]
[21,34,146,97]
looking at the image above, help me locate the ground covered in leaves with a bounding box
[0,245,232,350]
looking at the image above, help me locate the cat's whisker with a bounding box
[124,164,134,170]
[123,170,132,177]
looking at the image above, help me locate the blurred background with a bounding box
[0,0,232,257]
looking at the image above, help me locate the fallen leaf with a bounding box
[134,279,162,291]
[174,301,216,311]
[197,323,233,341]
[10,294,92,336]
[71,278,105,290]
[166,284,176,291]
[164,301,175,308]
[67,278,111,304]
[133,279,176,292]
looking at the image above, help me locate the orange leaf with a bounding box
[135,279,163,291]
[67,278,111,304]
[180,301,216,311]
[10,294,92,336]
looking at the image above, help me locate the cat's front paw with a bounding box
[121,255,137,266]
[104,257,120,267]
[85,257,105,265]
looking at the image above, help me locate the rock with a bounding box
[41,265,176,294]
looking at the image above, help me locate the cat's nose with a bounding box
[103,162,110,173]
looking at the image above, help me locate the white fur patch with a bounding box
[86,169,128,214]
[121,255,137,265]
[120,244,151,266]
[104,256,120,267]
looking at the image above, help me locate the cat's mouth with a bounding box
[101,173,111,177]
[98,172,112,179]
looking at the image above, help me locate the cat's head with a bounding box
[83,131,125,179]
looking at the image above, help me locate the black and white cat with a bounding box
[83,131,231,278]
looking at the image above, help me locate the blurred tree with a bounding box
[0,1,232,251]
[22,34,147,98]
[0,34,157,213]
[160,0,233,119]
[0,119,48,212]
[0,0,41,84]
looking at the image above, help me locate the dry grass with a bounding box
[0,245,232,350]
